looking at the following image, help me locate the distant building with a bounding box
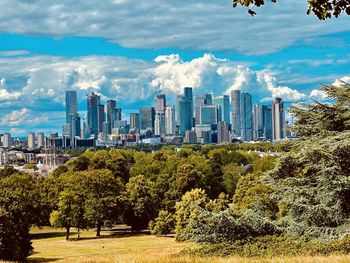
[185,130,197,144]
[213,95,230,127]
[165,105,176,135]
[65,91,77,124]
[195,94,212,125]
[130,113,140,132]
[155,94,166,136]
[253,104,264,140]
[240,92,253,141]
[37,132,45,148]
[106,100,116,123]
[2,133,11,148]
[176,87,193,136]
[200,105,218,125]
[70,114,81,138]
[262,105,272,140]
[231,90,241,136]
[272,97,285,142]
[28,132,36,149]
[87,92,100,137]
[217,121,230,143]
[98,104,105,133]
[139,107,155,132]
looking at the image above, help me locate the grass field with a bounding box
[28,227,350,263]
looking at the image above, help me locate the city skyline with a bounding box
[0,1,349,135]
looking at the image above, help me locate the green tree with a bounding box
[82,169,124,236]
[232,0,350,20]
[122,175,156,231]
[151,210,176,236]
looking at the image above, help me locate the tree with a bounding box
[232,0,350,20]
[122,175,156,231]
[151,210,176,236]
[0,173,44,261]
[290,84,350,137]
[82,169,124,236]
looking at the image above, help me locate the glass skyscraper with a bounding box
[176,87,193,136]
[87,92,100,137]
[240,92,253,141]
[195,93,212,125]
[65,91,77,124]
[231,90,241,136]
[272,97,285,141]
[200,105,218,125]
[213,95,230,126]
[139,107,155,132]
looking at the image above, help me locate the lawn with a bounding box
[28,227,350,263]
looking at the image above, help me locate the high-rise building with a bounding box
[106,100,116,123]
[185,130,197,144]
[2,133,11,148]
[154,113,166,136]
[65,91,77,124]
[200,105,218,125]
[176,87,193,136]
[83,116,91,139]
[62,124,70,137]
[217,121,230,143]
[165,105,176,135]
[195,94,212,125]
[28,132,36,149]
[98,104,105,133]
[231,90,241,136]
[155,94,166,114]
[240,92,253,141]
[253,104,264,140]
[70,113,81,138]
[37,132,45,148]
[262,105,272,140]
[272,97,285,142]
[213,95,230,126]
[139,107,155,132]
[87,92,100,136]
[112,108,122,122]
[130,113,140,132]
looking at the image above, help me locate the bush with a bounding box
[152,210,175,236]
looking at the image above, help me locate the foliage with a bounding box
[151,210,176,236]
[232,0,350,20]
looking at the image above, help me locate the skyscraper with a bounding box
[240,92,253,141]
[165,105,176,135]
[262,105,272,140]
[65,91,77,124]
[98,104,105,133]
[195,94,212,125]
[2,133,11,148]
[176,87,193,136]
[231,90,241,136]
[37,132,45,148]
[253,104,264,140]
[155,94,166,114]
[155,94,166,136]
[28,132,35,149]
[139,107,155,132]
[200,105,218,125]
[213,95,230,126]
[272,97,285,142]
[217,121,230,143]
[87,92,100,136]
[70,114,81,138]
[130,113,140,132]
[106,100,116,123]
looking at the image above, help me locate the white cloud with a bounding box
[0,108,29,125]
[333,76,350,87]
[0,0,348,55]
[310,89,328,100]
[0,77,22,100]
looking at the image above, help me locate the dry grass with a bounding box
[25,227,350,263]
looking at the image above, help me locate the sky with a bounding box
[0,0,349,136]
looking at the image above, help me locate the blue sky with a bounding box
[0,0,349,136]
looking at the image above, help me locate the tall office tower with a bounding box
[112,108,122,122]
[155,94,166,136]
[217,121,230,143]
[213,95,230,126]
[130,113,140,132]
[65,91,77,124]
[102,122,111,135]
[200,105,218,125]
[83,116,91,138]
[37,132,45,148]
[154,113,166,136]
[28,132,36,149]
[62,124,70,137]
[195,94,212,125]
[139,107,155,132]
[165,105,176,135]
[185,130,197,144]
[70,113,81,138]
[2,133,11,148]
[262,105,272,140]
[87,92,100,136]
[272,97,285,142]
[253,104,264,140]
[240,92,253,141]
[106,100,116,122]
[97,104,105,133]
[231,89,241,136]
[176,87,194,135]
[155,94,166,114]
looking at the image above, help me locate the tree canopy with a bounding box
[232,0,350,20]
